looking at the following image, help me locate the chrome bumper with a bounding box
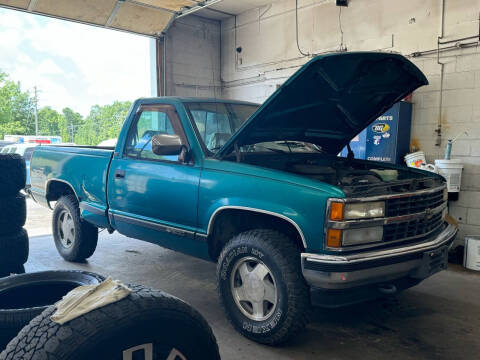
[301,223,458,290]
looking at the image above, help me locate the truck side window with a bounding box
[185,102,258,154]
[125,105,188,162]
[189,108,232,151]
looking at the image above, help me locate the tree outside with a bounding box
[0,70,36,138]
[0,69,131,146]
[74,101,131,145]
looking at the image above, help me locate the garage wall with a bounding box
[164,15,222,98]
[220,0,480,244]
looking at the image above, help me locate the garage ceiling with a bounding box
[195,0,276,19]
[0,0,205,36]
[0,0,280,36]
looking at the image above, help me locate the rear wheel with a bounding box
[217,229,310,345]
[52,195,98,262]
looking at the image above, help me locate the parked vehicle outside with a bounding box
[29,52,457,344]
[97,138,117,147]
[0,141,15,150]
[3,135,62,144]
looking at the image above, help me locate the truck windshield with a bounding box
[185,102,258,154]
[186,102,323,155]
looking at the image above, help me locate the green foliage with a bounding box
[0,69,132,146]
[38,106,68,140]
[75,101,131,145]
[62,107,83,143]
[0,70,36,138]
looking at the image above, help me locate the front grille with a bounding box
[386,188,444,217]
[383,212,443,242]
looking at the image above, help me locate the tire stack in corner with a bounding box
[0,154,29,277]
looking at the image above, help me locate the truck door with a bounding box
[107,104,204,257]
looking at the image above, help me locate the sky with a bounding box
[0,7,152,116]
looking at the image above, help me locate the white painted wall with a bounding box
[162,1,480,244]
[164,15,222,98]
[218,0,480,244]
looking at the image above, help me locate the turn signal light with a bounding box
[330,202,344,221]
[327,229,342,247]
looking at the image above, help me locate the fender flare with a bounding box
[45,178,79,209]
[206,205,307,249]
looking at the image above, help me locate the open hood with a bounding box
[217,52,428,157]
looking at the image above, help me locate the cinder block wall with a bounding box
[412,51,480,242]
[164,16,222,98]
[219,0,480,245]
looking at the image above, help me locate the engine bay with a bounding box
[226,153,443,196]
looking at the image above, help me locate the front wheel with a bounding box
[52,195,98,262]
[217,229,310,345]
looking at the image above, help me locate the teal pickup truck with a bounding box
[29,52,457,345]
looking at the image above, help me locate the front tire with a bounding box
[217,229,310,345]
[52,195,98,262]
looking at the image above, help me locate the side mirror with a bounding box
[151,134,185,156]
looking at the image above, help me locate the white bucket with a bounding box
[464,236,480,271]
[434,159,464,192]
[404,151,426,168]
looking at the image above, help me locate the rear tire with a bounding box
[0,154,26,197]
[0,194,26,236]
[217,229,310,345]
[52,195,98,262]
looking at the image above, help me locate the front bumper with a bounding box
[301,223,457,290]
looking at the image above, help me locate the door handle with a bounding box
[115,169,126,179]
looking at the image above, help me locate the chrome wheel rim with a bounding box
[230,256,277,321]
[57,209,75,249]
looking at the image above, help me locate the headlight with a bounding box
[342,226,383,246]
[443,187,448,201]
[344,201,385,220]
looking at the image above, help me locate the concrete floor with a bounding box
[24,199,480,360]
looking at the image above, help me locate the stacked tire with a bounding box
[0,154,29,278]
[0,281,220,359]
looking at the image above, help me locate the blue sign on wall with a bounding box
[340,102,412,165]
[340,129,366,159]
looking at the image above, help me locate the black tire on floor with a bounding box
[0,155,26,197]
[0,194,26,236]
[1,284,221,360]
[217,229,310,345]
[52,194,98,262]
[0,270,105,351]
[0,265,25,279]
[0,229,29,268]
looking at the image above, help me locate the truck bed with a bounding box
[29,145,114,216]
